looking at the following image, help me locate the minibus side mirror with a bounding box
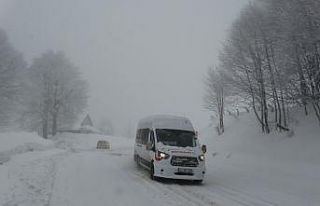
[201,145,207,154]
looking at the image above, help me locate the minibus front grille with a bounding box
[170,156,199,167]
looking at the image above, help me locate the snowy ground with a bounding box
[201,110,320,206]
[0,111,319,206]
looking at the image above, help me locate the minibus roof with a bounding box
[137,115,194,132]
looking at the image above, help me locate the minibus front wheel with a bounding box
[150,162,155,180]
[194,180,203,185]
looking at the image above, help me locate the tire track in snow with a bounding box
[213,183,278,206]
[130,160,277,206]
[131,169,196,206]
[131,168,217,206]
[181,182,279,206]
[163,183,217,206]
[50,135,278,206]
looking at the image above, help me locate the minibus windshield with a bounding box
[155,129,196,147]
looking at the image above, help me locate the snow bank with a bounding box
[200,109,320,206]
[0,132,52,164]
[201,109,320,167]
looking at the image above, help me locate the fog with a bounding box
[0,0,247,136]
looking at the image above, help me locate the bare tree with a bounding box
[0,29,26,128]
[24,51,88,138]
[213,0,320,134]
[204,68,225,134]
[219,3,271,133]
[263,0,320,123]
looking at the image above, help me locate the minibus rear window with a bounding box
[155,129,196,147]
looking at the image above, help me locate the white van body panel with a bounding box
[134,115,206,181]
[138,115,195,132]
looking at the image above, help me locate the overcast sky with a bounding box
[0,0,247,136]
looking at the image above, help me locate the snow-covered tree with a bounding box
[23,51,88,138]
[209,0,320,133]
[0,29,26,128]
[219,3,272,133]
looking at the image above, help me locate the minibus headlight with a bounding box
[155,151,170,161]
[199,154,205,161]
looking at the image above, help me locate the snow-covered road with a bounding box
[49,150,213,206]
[49,134,219,206]
[1,130,319,206]
[47,134,277,206]
[3,133,220,206]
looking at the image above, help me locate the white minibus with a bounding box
[134,115,206,183]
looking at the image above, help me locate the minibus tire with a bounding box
[150,163,155,180]
[194,180,203,185]
[134,155,139,167]
[136,156,140,167]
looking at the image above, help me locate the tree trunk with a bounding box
[42,98,50,139]
[258,58,269,133]
[280,89,288,127]
[245,70,264,130]
[265,43,282,130]
[295,46,308,115]
[220,89,224,133]
[312,101,320,124]
[52,112,58,136]
[42,119,48,139]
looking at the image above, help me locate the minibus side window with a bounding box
[135,130,139,143]
[138,129,144,144]
[149,130,155,150]
[141,129,149,145]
